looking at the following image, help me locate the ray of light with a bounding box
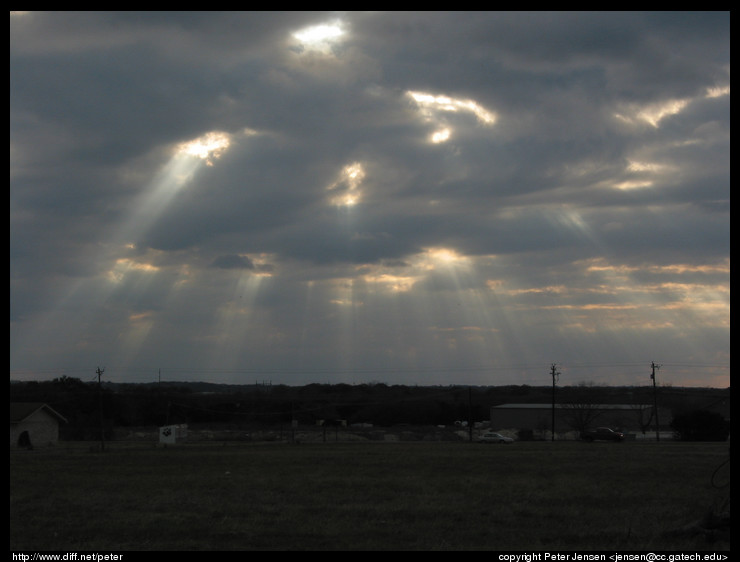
[329,276,363,377]
[507,254,732,377]
[118,131,232,241]
[110,311,156,366]
[297,280,318,366]
[205,269,270,371]
[347,247,511,377]
[16,130,238,373]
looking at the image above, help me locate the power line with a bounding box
[10,360,729,376]
[9,360,729,387]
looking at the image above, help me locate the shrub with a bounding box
[671,409,729,441]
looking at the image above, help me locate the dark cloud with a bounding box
[211,255,255,270]
[10,12,729,387]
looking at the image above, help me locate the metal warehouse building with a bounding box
[490,403,672,439]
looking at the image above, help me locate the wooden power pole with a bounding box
[96,366,105,451]
[551,363,560,441]
[650,361,661,441]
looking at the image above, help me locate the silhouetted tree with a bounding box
[671,410,729,441]
[560,383,604,433]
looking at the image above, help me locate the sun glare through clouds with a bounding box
[114,130,235,243]
[431,128,451,143]
[9,13,729,389]
[106,258,159,284]
[176,131,231,165]
[293,22,345,43]
[614,84,728,128]
[422,247,467,268]
[406,91,497,144]
[328,162,366,207]
[291,20,346,54]
[72,127,240,365]
[407,91,497,124]
[356,247,472,295]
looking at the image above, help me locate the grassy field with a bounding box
[10,439,730,551]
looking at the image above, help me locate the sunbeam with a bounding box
[206,269,271,372]
[117,131,232,242]
[16,130,237,373]
[10,13,728,389]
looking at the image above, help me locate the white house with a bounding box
[10,402,68,448]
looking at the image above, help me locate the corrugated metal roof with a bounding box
[492,403,652,410]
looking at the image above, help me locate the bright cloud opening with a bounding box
[613,85,727,128]
[431,128,451,143]
[424,247,465,266]
[292,20,346,53]
[637,99,689,128]
[407,91,497,125]
[106,258,159,284]
[406,90,497,144]
[627,160,670,173]
[615,99,688,128]
[362,273,417,293]
[613,180,654,191]
[353,247,472,296]
[705,85,730,98]
[176,131,231,166]
[328,162,366,207]
[608,159,674,191]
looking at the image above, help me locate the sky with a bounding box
[10,12,730,388]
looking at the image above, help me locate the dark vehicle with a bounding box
[580,427,624,442]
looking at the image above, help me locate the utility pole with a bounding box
[96,366,105,451]
[650,361,661,441]
[468,386,473,442]
[550,363,560,442]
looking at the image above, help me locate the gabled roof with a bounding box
[10,402,68,424]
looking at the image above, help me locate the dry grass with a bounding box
[10,440,730,551]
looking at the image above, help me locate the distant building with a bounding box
[159,424,188,445]
[10,402,67,448]
[490,403,672,438]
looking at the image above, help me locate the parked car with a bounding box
[580,427,625,442]
[478,432,514,444]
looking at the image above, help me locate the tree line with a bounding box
[9,377,729,440]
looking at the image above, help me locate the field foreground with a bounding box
[10,440,730,551]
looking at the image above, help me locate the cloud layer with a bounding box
[10,12,730,386]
